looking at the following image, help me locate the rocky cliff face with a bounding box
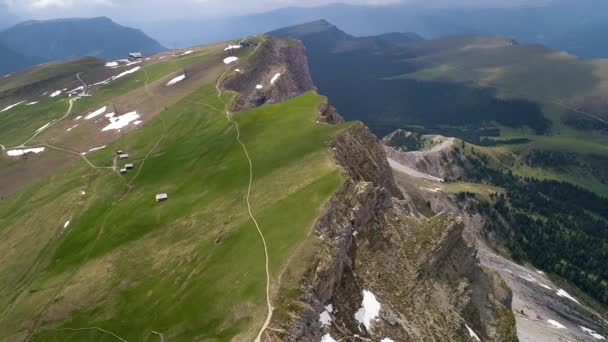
[265,123,517,341]
[223,36,317,111]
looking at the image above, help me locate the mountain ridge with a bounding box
[0,17,166,74]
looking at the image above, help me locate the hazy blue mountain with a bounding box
[0,17,166,68]
[0,43,43,75]
[136,0,608,58]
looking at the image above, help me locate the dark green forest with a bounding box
[461,149,608,304]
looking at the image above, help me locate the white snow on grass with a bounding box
[581,326,606,340]
[182,50,194,55]
[466,324,481,341]
[36,122,52,132]
[102,111,140,131]
[234,68,241,73]
[223,56,238,64]
[85,106,107,120]
[80,190,86,195]
[64,220,70,228]
[133,120,142,125]
[557,289,580,304]
[88,145,106,152]
[425,187,442,193]
[1,100,26,112]
[67,124,79,132]
[26,101,39,106]
[75,116,82,120]
[381,339,395,342]
[113,66,141,80]
[7,147,45,156]
[321,334,336,342]
[104,113,115,118]
[68,85,84,93]
[105,61,119,67]
[547,319,567,329]
[256,84,263,89]
[166,74,186,86]
[49,90,62,97]
[270,72,281,84]
[224,45,241,51]
[3,74,11,78]
[354,290,381,332]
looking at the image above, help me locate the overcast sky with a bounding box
[3,0,549,21]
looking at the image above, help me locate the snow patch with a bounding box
[547,319,567,329]
[581,326,606,340]
[1,100,26,112]
[224,45,241,50]
[234,69,241,73]
[223,56,238,64]
[133,120,142,125]
[321,334,336,342]
[7,147,45,156]
[75,116,82,120]
[381,339,396,342]
[64,220,70,228]
[67,124,79,132]
[557,289,580,304]
[182,50,194,55]
[256,84,263,89]
[26,101,39,106]
[319,310,331,326]
[102,111,140,131]
[49,90,62,97]
[85,106,107,120]
[114,66,141,80]
[88,145,106,152]
[105,61,119,67]
[270,72,281,84]
[466,324,481,341]
[166,74,186,86]
[104,112,115,118]
[354,290,381,332]
[68,85,84,93]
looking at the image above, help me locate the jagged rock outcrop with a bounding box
[265,123,517,342]
[316,97,344,124]
[223,36,316,111]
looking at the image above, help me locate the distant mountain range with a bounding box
[0,43,44,75]
[135,0,608,59]
[0,17,165,74]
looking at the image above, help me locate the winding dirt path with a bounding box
[215,41,274,342]
[15,98,74,148]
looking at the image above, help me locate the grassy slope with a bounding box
[0,48,348,340]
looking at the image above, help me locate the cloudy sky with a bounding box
[3,0,548,21]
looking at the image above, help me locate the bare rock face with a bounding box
[265,122,517,342]
[382,129,467,181]
[223,36,316,111]
[316,97,344,124]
